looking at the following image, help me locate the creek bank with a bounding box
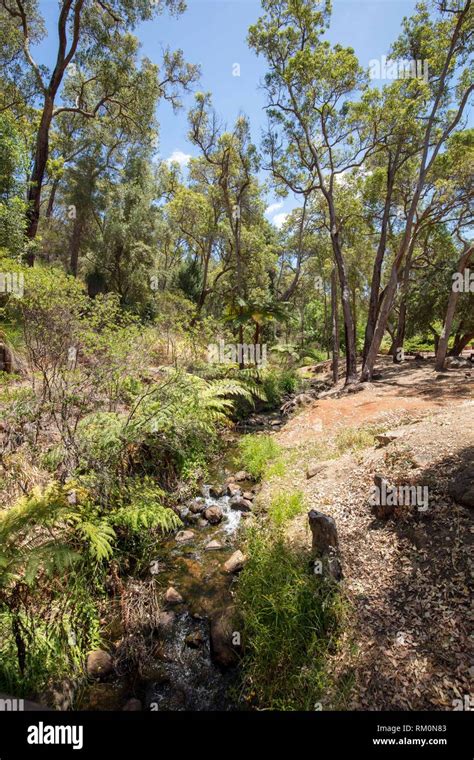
[80,417,279,710]
[81,377,338,711]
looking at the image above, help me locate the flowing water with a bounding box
[82,412,284,711]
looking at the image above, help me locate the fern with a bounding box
[110,477,181,534]
[74,520,116,562]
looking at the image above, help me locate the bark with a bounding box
[68,212,86,277]
[328,207,357,382]
[190,241,212,326]
[363,153,398,361]
[45,177,60,218]
[25,98,54,260]
[435,246,472,370]
[331,267,339,384]
[12,614,26,676]
[449,330,474,356]
[392,238,416,363]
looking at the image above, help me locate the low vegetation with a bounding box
[236,525,343,710]
[237,435,283,480]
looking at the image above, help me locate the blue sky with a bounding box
[36,0,417,224]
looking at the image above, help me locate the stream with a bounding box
[81,410,285,711]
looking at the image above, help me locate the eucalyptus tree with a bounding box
[188,94,275,350]
[390,129,473,361]
[164,170,226,322]
[0,0,198,262]
[361,0,473,379]
[248,0,378,382]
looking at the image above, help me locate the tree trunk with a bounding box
[12,613,26,676]
[392,240,416,363]
[328,214,357,382]
[323,285,329,359]
[46,177,59,218]
[68,213,85,277]
[450,331,474,356]
[25,97,55,262]
[352,283,357,349]
[238,324,245,369]
[448,329,474,356]
[363,157,397,361]
[435,246,472,370]
[331,268,339,384]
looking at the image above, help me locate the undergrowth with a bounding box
[236,525,344,710]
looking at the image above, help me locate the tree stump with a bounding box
[308,509,343,580]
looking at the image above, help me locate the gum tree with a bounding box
[361,0,473,379]
[248,0,378,382]
[0,0,197,263]
[188,94,275,360]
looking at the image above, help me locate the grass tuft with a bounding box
[236,526,343,710]
[237,434,283,480]
[268,490,305,527]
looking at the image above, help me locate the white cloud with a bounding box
[265,201,284,216]
[165,150,192,168]
[272,212,289,229]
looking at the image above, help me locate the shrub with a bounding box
[260,367,299,407]
[268,490,305,527]
[236,526,342,710]
[237,434,282,479]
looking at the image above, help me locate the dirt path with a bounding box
[280,356,472,445]
[263,357,473,710]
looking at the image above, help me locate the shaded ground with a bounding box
[261,357,473,710]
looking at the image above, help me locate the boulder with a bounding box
[187,499,206,514]
[205,540,224,551]
[323,549,344,582]
[346,382,365,394]
[449,467,474,509]
[227,483,241,497]
[308,510,339,555]
[223,550,247,574]
[308,510,343,580]
[210,607,240,668]
[234,470,251,482]
[204,506,223,524]
[86,650,114,680]
[375,430,403,446]
[280,393,314,415]
[209,485,226,498]
[446,356,470,368]
[306,461,329,480]
[242,491,254,501]
[230,496,252,512]
[165,587,183,605]
[175,529,195,544]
